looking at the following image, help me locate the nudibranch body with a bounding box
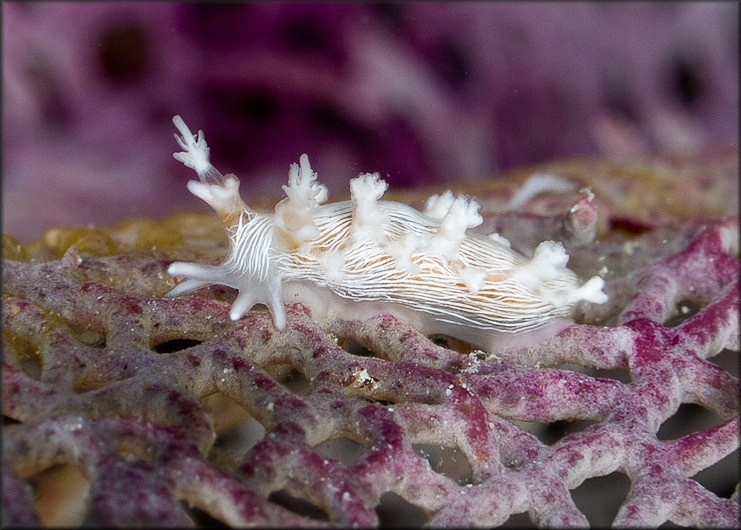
[167,115,607,350]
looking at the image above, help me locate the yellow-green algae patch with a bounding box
[4,150,737,263]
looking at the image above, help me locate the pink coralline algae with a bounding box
[2,153,739,527]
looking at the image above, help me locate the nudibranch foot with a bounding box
[166,115,608,350]
[168,258,286,327]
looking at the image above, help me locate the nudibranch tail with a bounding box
[166,115,609,349]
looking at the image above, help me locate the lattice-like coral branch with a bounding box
[2,162,738,527]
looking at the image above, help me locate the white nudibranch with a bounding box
[166,115,608,350]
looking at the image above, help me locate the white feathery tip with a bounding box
[274,154,327,246]
[283,154,328,206]
[350,173,388,218]
[457,265,487,295]
[186,176,243,214]
[424,190,456,219]
[387,233,423,274]
[443,196,483,232]
[431,195,483,261]
[488,232,512,248]
[350,173,389,242]
[511,241,570,292]
[172,115,227,185]
[172,116,210,173]
[574,276,609,305]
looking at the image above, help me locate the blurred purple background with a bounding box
[3,2,738,242]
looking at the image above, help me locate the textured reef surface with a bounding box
[2,151,738,527]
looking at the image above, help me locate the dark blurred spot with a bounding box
[307,103,366,140]
[204,87,282,166]
[433,41,470,91]
[23,56,72,128]
[152,338,202,353]
[370,2,407,31]
[669,54,704,106]
[7,1,36,15]
[97,21,150,83]
[276,11,346,64]
[208,85,283,136]
[372,115,429,186]
[306,103,387,172]
[279,15,325,52]
[236,89,281,128]
[185,3,251,45]
[603,82,640,124]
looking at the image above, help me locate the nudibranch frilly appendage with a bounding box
[166,115,608,351]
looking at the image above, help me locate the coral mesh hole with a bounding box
[267,489,329,521]
[151,338,203,353]
[413,443,474,485]
[29,464,91,527]
[375,492,428,527]
[313,436,366,466]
